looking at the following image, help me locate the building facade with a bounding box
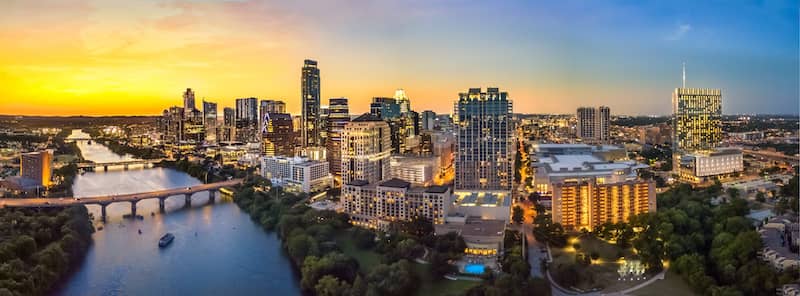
[551,180,655,231]
[260,113,295,157]
[261,156,332,193]
[183,88,195,113]
[672,88,722,152]
[341,114,392,184]
[235,97,259,143]
[326,98,350,179]
[388,155,439,186]
[454,87,514,191]
[20,151,52,188]
[576,106,610,143]
[301,59,321,147]
[342,178,450,230]
[203,101,218,144]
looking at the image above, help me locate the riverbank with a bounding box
[0,206,94,295]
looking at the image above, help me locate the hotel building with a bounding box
[342,178,450,230]
[20,150,53,188]
[341,114,392,184]
[261,156,333,193]
[532,144,655,231]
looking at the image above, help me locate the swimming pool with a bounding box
[463,264,486,275]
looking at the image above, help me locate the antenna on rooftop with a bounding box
[682,62,686,88]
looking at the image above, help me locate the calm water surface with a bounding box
[59,130,300,296]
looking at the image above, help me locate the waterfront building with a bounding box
[576,106,610,143]
[454,87,514,191]
[342,178,450,230]
[326,98,350,179]
[183,88,195,113]
[341,114,391,184]
[301,59,321,147]
[235,97,259,143]
[203,101,218,144]
[388,155,439,186]
[261,156,332,193]
[20,150,52,188]
[260,113,294,157]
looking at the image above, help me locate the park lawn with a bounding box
[334,230,382,273]
[550,235,645,292]
[334,229,479,296]
[631,271,697,296]
[575,236,634,260]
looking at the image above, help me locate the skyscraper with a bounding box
[301,59,321,147]
[327,98,350,178]
[20,151,52,188]
[221,107,236,142]
[183,88,195,112]
[260,113,295,157]
[576,106,610,143]
[454,88,514,191]
[421,110,437,131]
[370,97,400,119]
[235,97,259,143]
[672,88,722,152]
[319,105,330,147]
[203,101,218,144]
[341,114,391,184]
[394,89,411,114]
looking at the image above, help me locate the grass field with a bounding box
[334,229,479,296]
[630,271,697,296]
[551,235,646,292]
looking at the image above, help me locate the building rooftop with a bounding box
[351,113,384,122]
[425,185,450,194]
[453,191,510,207]
[379,178,411,189]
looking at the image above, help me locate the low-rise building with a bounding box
[449,191,511,222]
[261,156,333,193]
[342,178,450,230]
[435,216,506,256]
[675,148,744,183]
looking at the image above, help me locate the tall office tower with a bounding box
[421,110,437,131]
[162,106,185,143]
[183,88,195,113]
[203,101,218,144]
[576,106,610,143]
[20,151,52,187]
[319,105,330,147]
[183,108,205,143]
[672,88,722,152]
[260,99,286,115]
[301,59,321,147]
[394,89,411,114]
[235,97,259,142]
[327,98,350,178]
[220,107,236,142]
[454,88,514,191]
[341,114,392,184]
[261,113,295,157]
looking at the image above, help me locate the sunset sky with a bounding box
[0,0,797,116]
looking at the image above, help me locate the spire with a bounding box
[682,62,686,88]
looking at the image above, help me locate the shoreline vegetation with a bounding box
[0,131,94,296]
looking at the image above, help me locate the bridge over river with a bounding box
[77,159,164,171]
[0,179,243,220]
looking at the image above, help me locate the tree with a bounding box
[287,233,319,262]
[726,187,740,200]
[512,206,524,224]
[399,217,434,238]
[365,260,416,296]
[315,275,351,296]
[755,191,766,202]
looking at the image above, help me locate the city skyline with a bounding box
[1,0,798,116]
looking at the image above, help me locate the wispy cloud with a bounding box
[665,23,692,41]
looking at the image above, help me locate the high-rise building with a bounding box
[370,97,400,119]
[327,98,350,178]
[203,101,218,144]
[319,105,329,147]
[20,151,52,188]
[183,88,195,112]
[454,88,514,191]
[261,113,295,157]
[672,88,722,152]
[235,97,259,143]
[260,99,286,115]
[576,106,610,143]
[394,89,411,114]
[341,114,392,184]
[161,106,185,143]
[301,59,321,147]
[421,110,437,131]
[220,107,236,142]
[183,108,205,144]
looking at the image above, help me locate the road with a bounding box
[0,179,243,208]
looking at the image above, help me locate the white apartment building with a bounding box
[261,156,332,193]
[388,155,439,186]
[342,178,450,230]
[341,114,392,184]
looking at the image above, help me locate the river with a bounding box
[59,130,300,296]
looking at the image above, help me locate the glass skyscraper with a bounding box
[454,88,514,191]
[301,59,321,147]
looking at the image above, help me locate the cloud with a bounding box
[665,23,692,41]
